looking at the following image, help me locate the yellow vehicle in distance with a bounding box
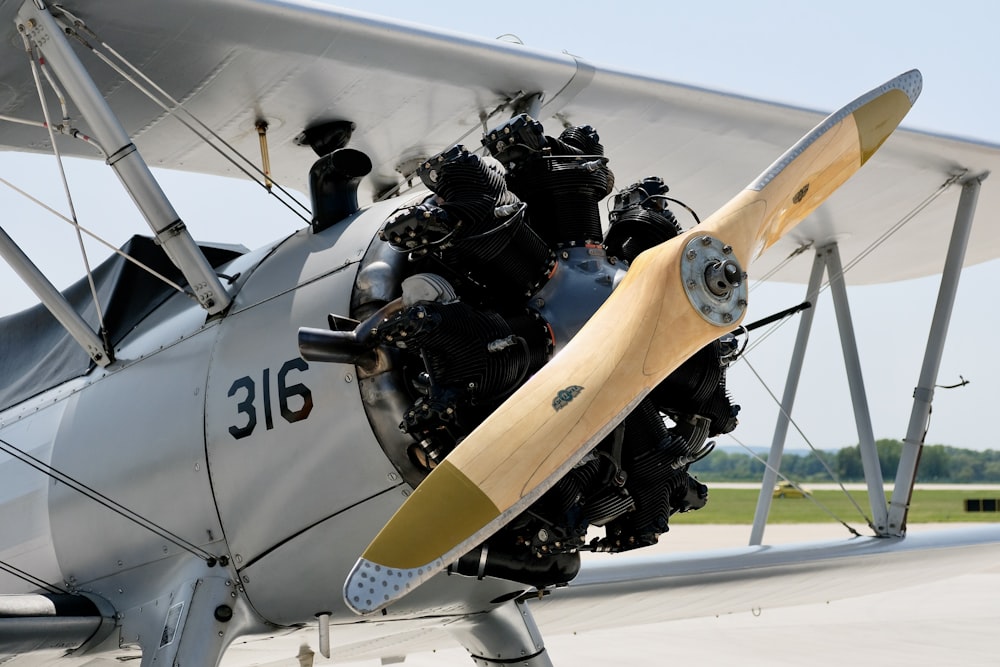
[773,480,812,498]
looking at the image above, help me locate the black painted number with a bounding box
[227,359,314,440]
[227,375,256,439]
[277,358,313,423]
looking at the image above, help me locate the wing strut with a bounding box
[888,172,989,535]
[15,1,231,315]
[751,171,989,542]
[749,242,888,543]
[749,249,825,544]
[0,225,110,366]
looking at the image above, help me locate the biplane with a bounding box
[1,2,999,666]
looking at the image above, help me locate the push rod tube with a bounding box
[888,174,987,535]
[16,1,230,314]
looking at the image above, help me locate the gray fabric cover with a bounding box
[0,236,244,411]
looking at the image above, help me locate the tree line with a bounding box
[690,439,1000,483]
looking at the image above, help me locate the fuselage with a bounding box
[0,196,520,632]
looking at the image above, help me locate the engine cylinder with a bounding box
[386,146,555,300]
[484,115,613,248]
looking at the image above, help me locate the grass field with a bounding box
[670,488,1000,525]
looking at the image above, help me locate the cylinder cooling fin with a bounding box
[306,114,742,590]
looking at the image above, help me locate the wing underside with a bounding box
[0,0,994,283]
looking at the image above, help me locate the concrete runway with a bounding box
[353,523,1000,667]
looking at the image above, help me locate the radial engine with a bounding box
[300,114,742,589]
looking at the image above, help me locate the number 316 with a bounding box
[227,358,313,439]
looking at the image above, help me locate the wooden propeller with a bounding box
[344,70,922,615]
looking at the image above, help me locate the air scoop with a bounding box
[309,147,372,232]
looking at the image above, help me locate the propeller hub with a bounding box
[681,235,748,326]
[704,259,742,296]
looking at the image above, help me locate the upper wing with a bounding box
[0,0,995,283]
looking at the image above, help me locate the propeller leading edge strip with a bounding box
[344,70,922,615]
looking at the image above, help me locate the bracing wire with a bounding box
[739,356,875,529]
[723,431,864,537]
[0,436,219,564]
[834,171,964,279]
[0,559,68,595]
[0,175,187,294]
[57,12,312,225]
[750,241,814,290]
[745,173,960,354]
[21,34,109,350]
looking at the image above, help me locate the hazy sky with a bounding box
[2,0,999,456]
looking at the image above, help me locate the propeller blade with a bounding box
[344,70,921,615]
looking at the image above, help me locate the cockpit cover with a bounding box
[0,236,244,411]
